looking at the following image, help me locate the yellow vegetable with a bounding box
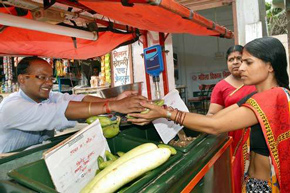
[102,116,121,138]
[158,144,177,155]
[105,150,117,161]
[86,116,117,127]
[81,143,158,193]
[90,148,171,193]
[99,160,114,170]
[97,156,104,169]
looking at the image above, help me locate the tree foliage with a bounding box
[266,2,287,35]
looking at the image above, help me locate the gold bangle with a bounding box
[88,102,92,116]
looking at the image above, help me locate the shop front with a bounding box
[0,0,234,192]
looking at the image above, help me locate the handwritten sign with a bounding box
[112,45,132,86]
[153,89,189,144]
[43,120,110,193]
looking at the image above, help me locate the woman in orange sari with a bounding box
[129,37,290,192]
[207,45,256,193]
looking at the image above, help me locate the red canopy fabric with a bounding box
[79,0,233,38]
[0,0,233,59]
[0,8,138,59]
[0,27,137,59]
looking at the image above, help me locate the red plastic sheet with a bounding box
[0,8,138,59]
[79,0,233,38]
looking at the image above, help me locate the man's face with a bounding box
[18,59,54,103]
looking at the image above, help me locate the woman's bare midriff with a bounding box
[248,151,271,181]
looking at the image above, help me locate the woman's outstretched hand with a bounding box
[111,95,148,114]
[127,101,167,125]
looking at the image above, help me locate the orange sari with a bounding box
[236,87,290,193]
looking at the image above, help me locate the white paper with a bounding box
[153,89,189,144]
[43,120,110,193]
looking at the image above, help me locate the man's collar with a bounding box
[19,89,50,103]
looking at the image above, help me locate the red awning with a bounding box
[79,0,233,39]
[0,7,139,59]
[0,0,233,59]
[0,27,137,59]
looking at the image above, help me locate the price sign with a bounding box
[43,120,109,193]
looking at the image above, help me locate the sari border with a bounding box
[245,98,280,176]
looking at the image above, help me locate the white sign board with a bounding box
[153,89,189,144]
[112,45,132,86]
[43,120,109,193]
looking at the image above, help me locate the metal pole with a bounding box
[159,32,169,95]
[0,13,98,41]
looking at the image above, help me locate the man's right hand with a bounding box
[111,95,147,114]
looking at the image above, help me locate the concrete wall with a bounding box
[172,5,235,100]
[236,0,267,45]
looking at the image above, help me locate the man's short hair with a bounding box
[17,56,47,75]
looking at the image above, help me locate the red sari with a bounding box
[237,87,290,193]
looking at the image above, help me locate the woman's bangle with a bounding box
[174,110,179,123]
[88,102,92,116]
[181,112,186,125]
[166,110,172,120]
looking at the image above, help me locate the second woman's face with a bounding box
[227,51,242,77]
[239,50,272,86]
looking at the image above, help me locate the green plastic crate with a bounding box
[7,135,182,193]
[120,124,207,153]
[0,132,78,181]
[0,180,37,193]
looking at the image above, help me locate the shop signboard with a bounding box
[111,45,133,86]
[190,70,230,93]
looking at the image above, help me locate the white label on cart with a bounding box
[153,89,189,144]
[43,120,109,193]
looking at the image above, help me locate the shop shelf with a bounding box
[7,135,182,193]
[120,124,207,153]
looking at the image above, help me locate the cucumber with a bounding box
[116,151,125,157]
[154,99,164,106]
[90,148,171,193]
[99,160,114,170]
[158,144,177,155]
[97,156,104,169]
[81,143,158,193]
[105,150,117,161]
[127,99,165,119]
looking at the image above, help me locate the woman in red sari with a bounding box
[208,45,256,193]
[129,37,290,192]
